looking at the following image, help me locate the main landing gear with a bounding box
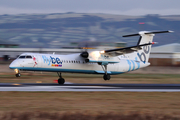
[103,74,111,80]
[57,72,65,85]
[101,64,111,81]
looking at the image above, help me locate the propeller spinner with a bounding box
[80,51,89,58]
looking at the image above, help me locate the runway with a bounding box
[0,83,180,92]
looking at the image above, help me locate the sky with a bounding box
[0,0,180,15]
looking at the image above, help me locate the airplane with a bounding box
[9,30,173,84]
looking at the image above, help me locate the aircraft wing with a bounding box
[101,43,152,56]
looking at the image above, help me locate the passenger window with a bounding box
[19,56,26,59]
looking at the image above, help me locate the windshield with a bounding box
[19,56,26,59]
[26,56,32,59]
[19,55,32,59]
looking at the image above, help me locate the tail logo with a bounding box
[143,46,150,54]
[137,46,150,63]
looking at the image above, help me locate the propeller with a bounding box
[79,41,90,58]
[79,41,98,58]
[80,51,89,58]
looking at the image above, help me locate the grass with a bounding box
[0,111,179,120]
[0,92,180,116]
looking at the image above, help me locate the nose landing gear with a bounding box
[16,73,21,77]
[57,72,65,85]
[14,69,21,77]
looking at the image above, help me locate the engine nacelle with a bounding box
[80,51,89,58]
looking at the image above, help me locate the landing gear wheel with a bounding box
[103,74,111,80]
[15,73,21,77]
[57,72,65,85]
[58,78,65,85]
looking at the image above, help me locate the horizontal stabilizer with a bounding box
[123,30,173,37]
[145,30,174,35]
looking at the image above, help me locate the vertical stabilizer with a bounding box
[123,30,173,63]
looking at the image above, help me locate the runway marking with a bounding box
[12,84,21,86]
[36,81,42,83]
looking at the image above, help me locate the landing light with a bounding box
[14,69,19,74]
[100,51,105,54]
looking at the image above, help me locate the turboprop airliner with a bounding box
[9,30,173,84]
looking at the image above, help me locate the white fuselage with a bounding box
[9,52,149,75]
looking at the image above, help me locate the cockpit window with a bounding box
[26,56,32,59]
[19,56,26,59]
[18,55,32,59]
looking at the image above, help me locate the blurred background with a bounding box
[0,0,180,66]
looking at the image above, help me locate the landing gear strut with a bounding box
[57,72,65,85]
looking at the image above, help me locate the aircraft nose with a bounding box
[9,60,19,69]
